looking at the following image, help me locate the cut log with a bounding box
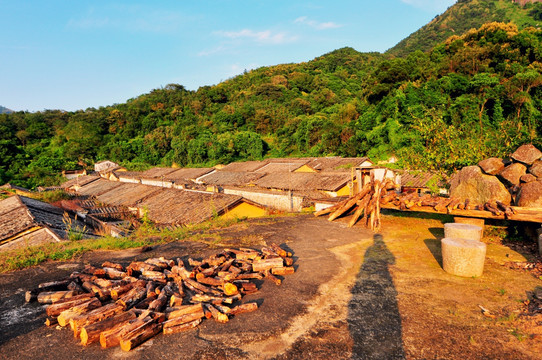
[434,198,453,212]
[80,311,136,346]
[133,292,157,310]
[163,318,201,335]
[103,267,127,280]
[348,194,371,228]
[271,267,295,276]
[100,316,150,348]
[167,303,204,319]
[230,302,258,315]
[57,298,102,327]
[283,257,294,266]
[184,278,221,295]
[147,291,168,312]
[235,272,264,280]
[169,294,184,307]
[101,261,124,271]
[37,290,80,304]
[45,317,58,327]
[221,282,238,296]
[270,243,292,257]
[111,280,146,300]
[71,303,124,336]
[195,273,224,286]
[252,257,284,272]
[164,311,205,329]
[45,293,96,317]
[313,197,350,217]
[120,322,162,352]
[117,286,147,309]
[190,294,233,304]
[328,183,371,221]
[264,270,282,285]
[205,304,229,323]
[141,270,166,283]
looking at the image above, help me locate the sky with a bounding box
[0,0,457,112]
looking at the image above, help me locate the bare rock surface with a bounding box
[529,160,542,178]
[449,166,511,205]
[511,144,542,165]
[478,157,505,175]
[516,181,542,207]
[520,174,537,183]
[498,163,527,187]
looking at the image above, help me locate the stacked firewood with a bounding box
[379,191,516,217]
[314,180,395,230]
[25,244,294,352]
[315,180,517,229]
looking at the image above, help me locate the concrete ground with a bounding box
[0,213,541,359]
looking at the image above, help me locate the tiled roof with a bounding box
[255,172,352,192]
[219,161,270,172]
[198,171,265,187]
[0,196,85,241]
[60,175,100,189]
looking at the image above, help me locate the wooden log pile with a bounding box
[316,180,517,229]
[26,243,294,352]
[314,180,395,231]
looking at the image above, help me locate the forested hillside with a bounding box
[388,0,542,57]
[1,22,542,189]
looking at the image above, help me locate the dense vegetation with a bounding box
[388,0,542,57]
[1,20,542,189]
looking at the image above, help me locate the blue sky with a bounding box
[0,0,456,112]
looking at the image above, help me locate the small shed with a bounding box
[94,160,121,173]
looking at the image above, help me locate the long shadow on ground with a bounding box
[348,234,405,360]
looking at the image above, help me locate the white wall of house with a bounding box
[222,188,304,212]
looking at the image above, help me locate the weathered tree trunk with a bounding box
[45,293,95,317]
[120,322,162,351]
[37,290,80,304]
[205,304,229,323]
[80,311,136,346]
[163,318,201,335]
[252,258,284,272]
[100,316,150,348]
[230,302,258,315]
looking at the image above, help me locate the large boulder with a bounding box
[449,166,511,205]
[478,158,505,175]
[511,144,542,165]
[530,160,542,178]
[520,174,537,183]
[516,181,542,207]
[498,163,526,187]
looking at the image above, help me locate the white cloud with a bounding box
[214,29,298,44]
[294,16,341,30]
[399,0,457,13]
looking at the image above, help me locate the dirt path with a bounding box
[0,213,540,359]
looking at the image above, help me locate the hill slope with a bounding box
[387,0,542,57]
[0,106,13,114]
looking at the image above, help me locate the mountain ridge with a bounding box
[387,0,542,57]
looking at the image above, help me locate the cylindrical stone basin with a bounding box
[454,217,485,235]
[441,237,487,277]
[444,223,483,242]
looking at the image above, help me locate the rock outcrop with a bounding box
[449,166,511,205]
[450,144,542,208]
